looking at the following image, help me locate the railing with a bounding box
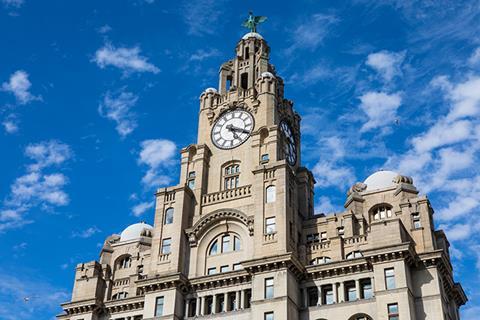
[343,235,367,245]
[264,232,276,242]
[202,185,252,206]
[264,169,276,180]
[307,240,331,252]
[165,191,175,202]
[158,253,170,262]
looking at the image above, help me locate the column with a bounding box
[185,299,190,318]
[224,292,229,312]
[302,288,308,308]
[235,291,240,310]
[339,282,345,303]
[240,289,245,309]
[200,296,205,316]
[371,276,375,296]
[355,279,361,300]
[212,295,217,314]
[333,283,338,304]
[317,285,323,305]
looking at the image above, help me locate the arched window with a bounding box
[118,256,131,269]
[311,256,332,265]
[372,204,393,221]
[187,171,196,189]
[346,251,363,260]
[164,207,174,225]
[348,314,373,320]
[223,163,240,190]
[208,233,241,256]
[266,185,276,203]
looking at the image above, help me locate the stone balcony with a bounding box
[201,185,252,206]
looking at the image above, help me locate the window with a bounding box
[112,292,128,300]
[306,233,319,243]
[311,256,332,265]
[228,292,236,311]
[346,251,363,259]
[209,240,218,255]
[320,232,328,242]
[155,296,164,316]
[388,303,399,320]
[337,227,345,236]
[207,267,216,275]
[412,213,421,229]
[162,238,171,254]
[234,236,241,251]
[224,164,240,190]
[323,285,334,304]
[233,263,242,270]
[346,281,357,301]
[307,287,318,306]
[373,205,393,220]
[164,207,174,225]
[241,73,248,90]
[265,278,274,299]
[187,171,195,189]
[361,279,373,299]
[265,217,276,234]
[261,154,269,162]
[266,185,276,203]
[222,235,230,253]
[264,312,274,320]
[118,256,131,269]
[220,265,230,273]
[206,296,213,315]
[385,268,396,290]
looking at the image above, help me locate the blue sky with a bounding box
[0,0,479,319]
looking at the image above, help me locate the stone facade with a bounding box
[58,31,467,320]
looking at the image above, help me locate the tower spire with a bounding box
[241,11,267,33]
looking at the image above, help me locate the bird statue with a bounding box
[242,11,267,33]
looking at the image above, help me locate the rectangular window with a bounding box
[264,312,274,320]
[233,263,242,270]
[388,303,399,320]
[228,292,236,311]
[207,267,216,275]
[346,282,357,301]
[361,279,373,299]
[265,277,274,299]
[265,217,276,234]
[307,287,318,306]
[306,233,319,243]
[323,285,334,305]
[155,296,164,316]
[220,265,230,273]
[385,268,396,290]
[261,154,269,162]
[187,171,195,189]
[320,232,328,242]
[206,296,213,315]
[222,235,230,252]
[337,227,344,236]
[161,238,171,254]
[234,236,241,251]
[412,213,421,229]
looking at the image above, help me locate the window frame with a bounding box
[265,277,274,299]
[265,217,276,234]
[266,185,276,203]
[155,296,164,317]
[264,311,274,320]
[164,207,174,225]
[161,238,171,255]
[388,303,399,320]
[385,268,396,290]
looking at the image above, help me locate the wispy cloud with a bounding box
[92,43,159,75]
[366,50,405,82]
[1,70,40,105]
[71,226,101,238]
[0,140,72,233]
[98,89,138,137]
[359,91,402,132]
[1,0,24,9]
[132,201,154,217]
[181,0,228,36]
[189,48,221,62]
[138,139,177,188]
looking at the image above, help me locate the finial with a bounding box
[242,11,267,33]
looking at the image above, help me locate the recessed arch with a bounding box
[348,314,373,320]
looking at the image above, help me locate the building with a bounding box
[58,27,467,320]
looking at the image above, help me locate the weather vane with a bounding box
[242,11,267,33]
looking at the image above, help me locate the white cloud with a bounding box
[312,160,356,190]
[288,14,338,53]
[440,222,480,242]
[138,139,177,188]
[366,50,405,82]
[98,89,138,137]
[2,119,18,134]
[1,0,24,8]
[359,91,402,132]
[468,47,480,66]
[182,0,227,36]
[1,70,40,105]
[0,141,72,233]
[411,119,472,153]
[132,201,154,217]
[93,43,159,75]
[97,24,112,34]
[71,226,101,238]
[189,48,221,62]
[314,196,339,214]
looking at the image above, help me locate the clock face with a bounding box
[211,110,254,149]
[279,120,297,166]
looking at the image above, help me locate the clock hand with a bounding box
[227,125,250,134]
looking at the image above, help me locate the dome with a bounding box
[261,71,275,78]
[242,32,263,40]
[363,170,398,191]
[120,222,153,242]
[204,87,218,93]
